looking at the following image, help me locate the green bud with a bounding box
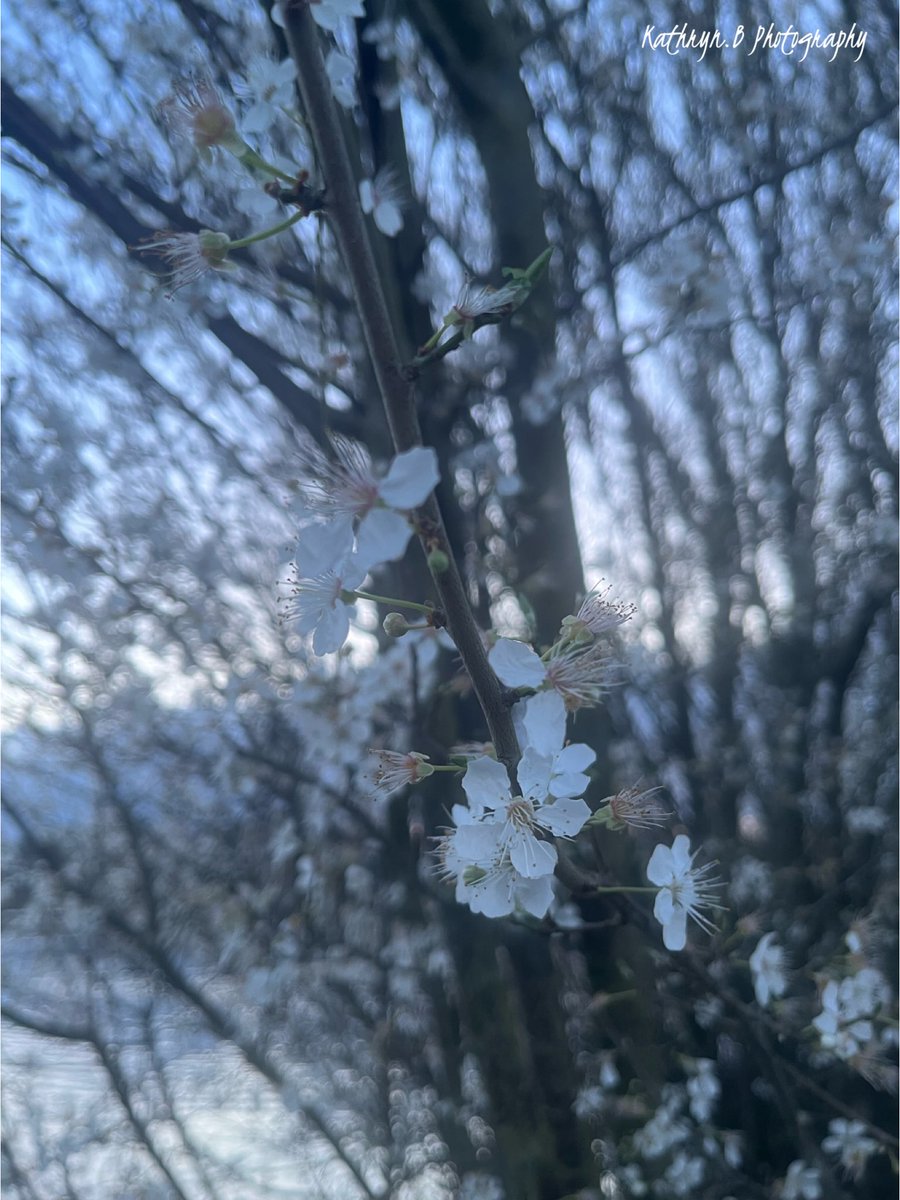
[428,549,450,574]
[383,612,410,638]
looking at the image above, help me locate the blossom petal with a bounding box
[540,797,590,836]
[462,756,511,815]
[378,447,440,509]
[355,507,412,568]
[489,639,546,689]
[515,874,555,919]
[454,823,503,864]
[510,831,557,878]
[359,178,375,214]
[555,742,596,773]
[312,602,351,655]
[519,689,566,756]
[295,518,354,577]
[517,748,553,802]
[653,888,675,926]
[669,834,693,872]
[468,873,515,918]
[646,842,675,886]
[374,199,403,237]
[662,909,687,951]
[549,770,591,799]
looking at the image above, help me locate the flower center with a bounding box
[507,797,535,830]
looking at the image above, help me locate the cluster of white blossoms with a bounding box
[361,586,721,942]
[811,965,888,1061]
[437,690,594,919]
[283,468,716,941]
[281,438,439,654]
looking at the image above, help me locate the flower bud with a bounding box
[383,612,410,638]
[427,549,450,574]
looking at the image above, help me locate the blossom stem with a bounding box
[430,764,465,774]
[228,210,306,249]
[418,321,452,354]
[236,145,297,183]
[351,589,433,614]
[540,638,565,662]
[590,885,660,895]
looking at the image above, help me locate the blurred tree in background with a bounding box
[2,1,897,1198]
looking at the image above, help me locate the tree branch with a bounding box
[282,5,522,773]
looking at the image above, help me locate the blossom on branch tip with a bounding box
[160,77,245,158]
[561,583,637,644]
[280,523,368,654]
[450,280,521,325]
[146,230,234,294]
[646,835,722,951]
[364,750,434,800]
[811,978,877,1060]
[292,437,439,570]
[455,752,591,879]
[821,1119,880,1179]
[489,637,621,711]
[781,1161,822,1200]
[436,808,555,919]
[591,784,671,831]
[237,56,297,133]
[359,167,404,236]
[512,692,596,793]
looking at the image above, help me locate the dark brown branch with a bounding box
[282,5,521,774]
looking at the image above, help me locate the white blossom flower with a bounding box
[646,835,722,951]
[455,752,590,879]
[812,979,875,1060]
[838,967,887,1020]
[437,808,555,919]
[364,750,434,800]
[821,1118,880,1179]
[325,49,357,109]
[542,642,622,709]
[749,932,788,1006]
[686,1058,719,1122]
[293,437,439,570]
[273,0,364,33]
[560,583,636,644]
[309,0,365,31]
[664,1152,704,1197]
[616,1165,647,1197]
[451,279,521,324]
[146,230,234,294]
[594,783,671,830]
[281,523,368,654]
[722,1133,743,1168]
[489,637,620,710]
[237,56,296,133]
[513,691,595,790]
[633,1091,690,1158]
[359,166,405,236]
[159,76,244,158]
[781,1160,822,1200]
[729,855,774,908]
